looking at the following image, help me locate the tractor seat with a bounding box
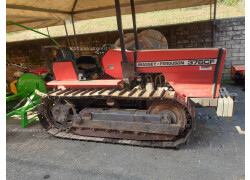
[76,56,101,72]
[56,48,101,73]
[77,63,97,71]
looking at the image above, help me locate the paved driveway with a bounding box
[6,85,245,180]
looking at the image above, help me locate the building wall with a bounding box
[214,17,245,81]
[6,17,245,83]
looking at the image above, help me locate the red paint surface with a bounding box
[53,62,78,81]
[102,49,226,98]
[47,79,122,88]
[231,65,245,79]
[233,66,245,71]
[50,48,226,98]
[29,67,51,76]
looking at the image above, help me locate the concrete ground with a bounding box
[6,85,245,180]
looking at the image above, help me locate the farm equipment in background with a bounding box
[6,73,48,128]
[8,67,53,94]
[231,65,245,90]
[114,29,168,50]
[29,67,54,90]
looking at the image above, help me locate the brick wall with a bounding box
[214,17,245,82]
[6,17,245,83]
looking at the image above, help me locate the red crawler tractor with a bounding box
[37,0,233,148]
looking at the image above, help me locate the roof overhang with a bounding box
[6,0,215,32]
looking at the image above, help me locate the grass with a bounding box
[6,2,245,42]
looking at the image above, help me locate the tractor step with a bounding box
[46,79,122,88]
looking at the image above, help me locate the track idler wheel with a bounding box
[147,101,187,132]
[47,98,76,130]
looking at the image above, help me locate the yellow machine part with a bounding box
[10,79,17,94]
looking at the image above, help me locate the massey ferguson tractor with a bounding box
[36,0,234,148]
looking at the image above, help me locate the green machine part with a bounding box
[6,73,48,128]
[6,21,60,46]
[16,73,47,99]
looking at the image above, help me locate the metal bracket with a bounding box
[212,48,224,97]
[121,62,136,88]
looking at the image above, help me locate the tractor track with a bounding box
[44,127,192,149]
[37,87,193,148]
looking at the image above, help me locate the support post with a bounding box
[71,14,80,57]
[71,0,79,57]
[46,27,50,36]
[130,0,139,50]
[115,0,127,63]
[64,20,71,47]
[130,0,139,73]
[212,0,217,47]
[210,4,212,20]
